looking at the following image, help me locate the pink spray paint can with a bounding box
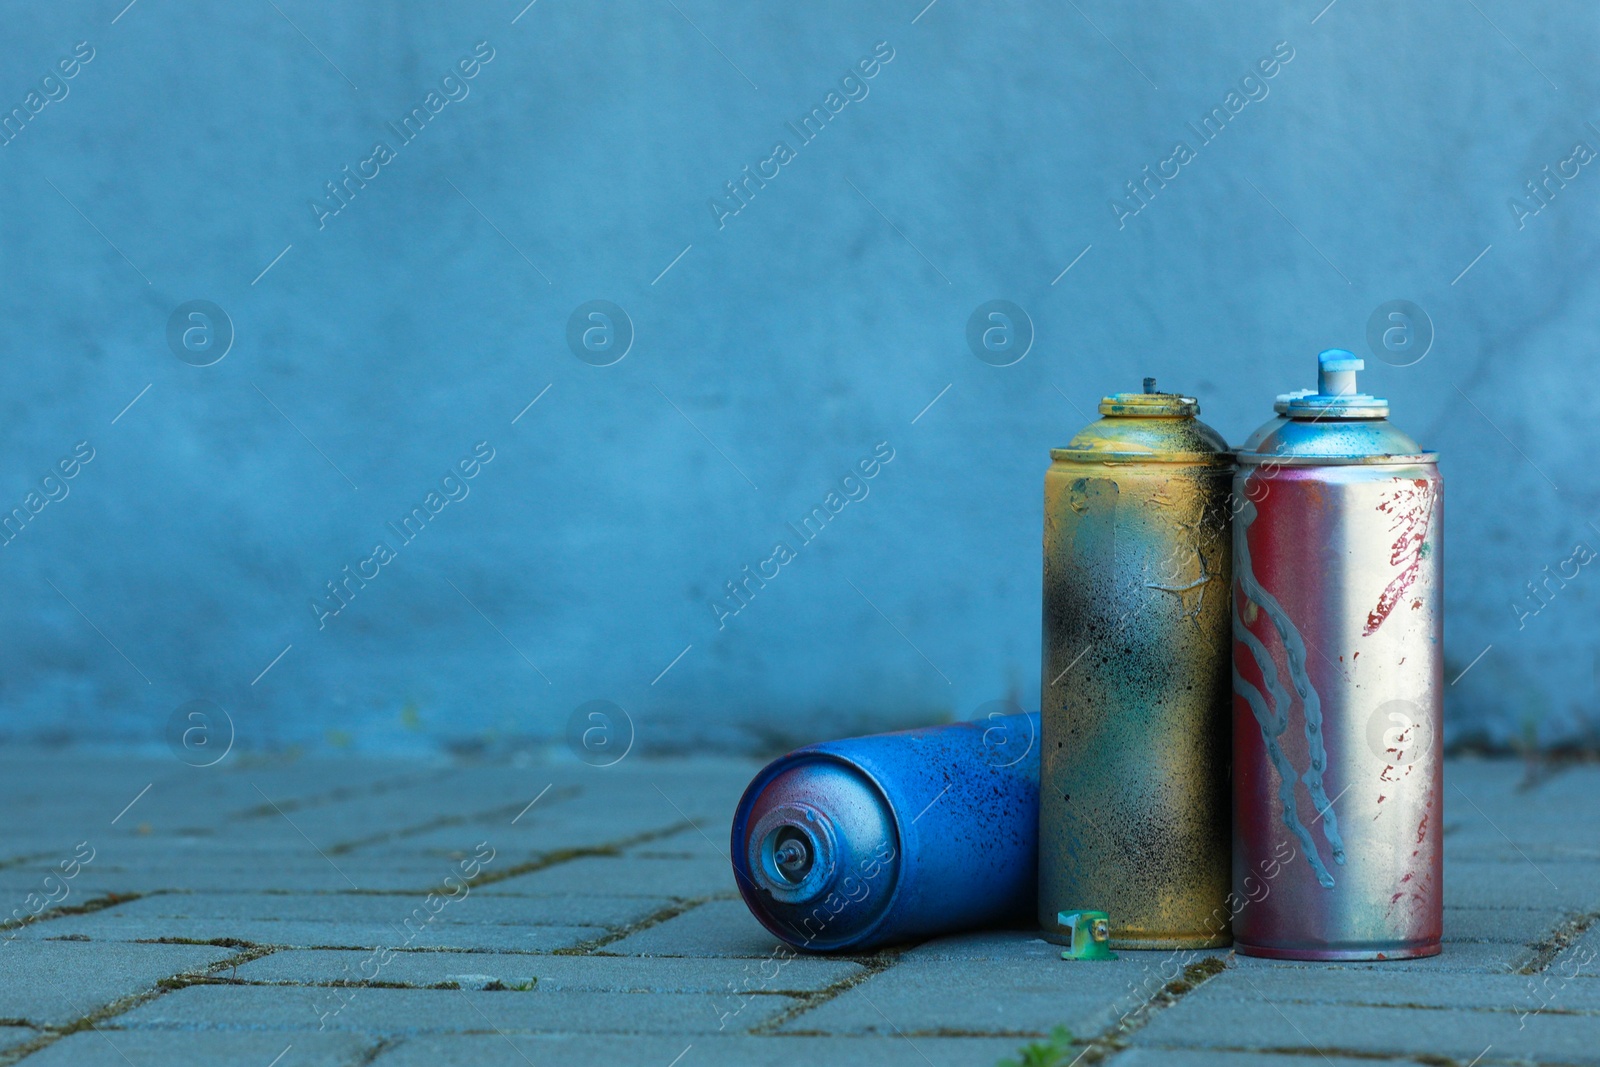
[1232,349,1442,960]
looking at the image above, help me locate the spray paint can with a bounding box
[1040,380,1233,950]
[1232,349,1442,960]
[730,713,1038,952]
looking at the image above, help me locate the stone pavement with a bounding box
[0,751,1596,1067]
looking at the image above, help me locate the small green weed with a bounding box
[998,1025,1076,1067]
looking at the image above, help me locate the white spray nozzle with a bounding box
[1317,348,1363,397]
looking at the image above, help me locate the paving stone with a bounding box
[1445,905,1573,944]
[17,1030,374,1067]
[238,792,535,850]
[779,955,1164,1038]
[913,933,1524,973]
[1514,766,1600,811]
[1107,1051,1422,1066]
[367,1033,1027,1067]
[1442,859,1600,910]
[1132,996,1600,1064]
[4,846,464,894]
[902,929,1131,962]
[1558,923,1600,977]
[601,898,782,957]
[1444,828,1599,866]
[382,773,747,855]
[386,809,687,857]
[0,760,456,840]
[312,761,757,857]
[234,947,865,994]
[19,915,605,951]
[17,889,668,937]
[480,855,736,898]
[1234,939,1527,973]
[629,822,738,860]
[1188,964,1600,1013]
[115,983,798,1035]
[0,863,142,904]
[0,1027,42,1054]
[0,940,233,1026]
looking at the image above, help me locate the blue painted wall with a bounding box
[0,0,1594,755]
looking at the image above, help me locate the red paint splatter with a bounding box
[1364,480,1436,636]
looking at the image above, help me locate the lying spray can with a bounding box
[730,713,1038,952]
[1232,349,1442,960]
[1040,380,1233,950]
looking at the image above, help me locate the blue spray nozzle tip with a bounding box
[1317,348,1363,372]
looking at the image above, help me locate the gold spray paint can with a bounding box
[1040,379,1233,949]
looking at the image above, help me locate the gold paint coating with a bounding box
[1039,387,1234,950]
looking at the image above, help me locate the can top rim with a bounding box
[1235,449,1439,467]
[1050,447,1234,465]
[1272,389,1317,415]
[1286,396,1391,418]
[1098,392,1200,418]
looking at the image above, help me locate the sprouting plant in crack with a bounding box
[998,1025,1076,1067]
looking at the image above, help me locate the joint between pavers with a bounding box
[354,1036,401,1066]
[182,977,470,991]
[1014,952,1233,1065]
[1137,1040,1479,1063]
[325,785,583,855]
[0,942,277,1067]
[0,891,143,936]
[228,767,461,822]
[1513,753,1599,795]
[432,819,696,895]
[564,894,723,956]
[1520,911,1600,975]
[750,948,904,1035]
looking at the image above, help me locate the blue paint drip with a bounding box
[1236,497,1346,880]
[1232,663,1334,889]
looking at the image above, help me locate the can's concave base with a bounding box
[1235,941,1441,962]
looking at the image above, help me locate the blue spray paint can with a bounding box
[730,713,1039,952]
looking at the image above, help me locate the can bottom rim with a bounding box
[1234,940,1441,962]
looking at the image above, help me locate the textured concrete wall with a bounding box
[0,0,1593,754]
